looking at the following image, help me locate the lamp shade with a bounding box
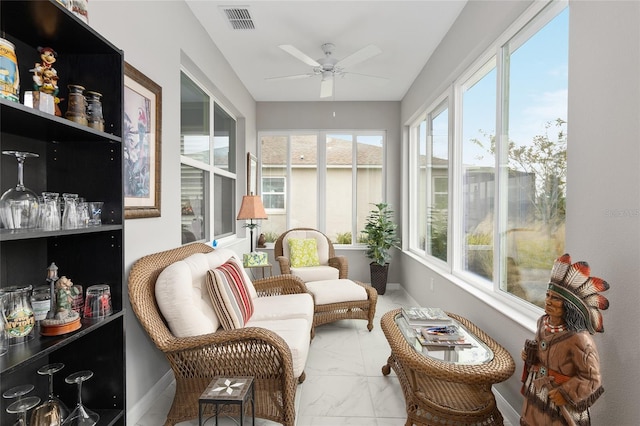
[237,195,268,221]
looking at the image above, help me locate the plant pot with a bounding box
[370,262,389,295]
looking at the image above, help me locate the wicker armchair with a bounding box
[274,228,348,280]
[275,228,377,331]
[127,242,308,426]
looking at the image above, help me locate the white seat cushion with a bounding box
[251,293,314,322]
[291,265,339,282]
[306,279,368,305]
[245,317,311,378]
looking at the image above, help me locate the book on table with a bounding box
[401,307,451,326]
[420,325,462,341]
[416,327,473,347]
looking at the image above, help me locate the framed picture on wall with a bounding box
[123,62,162,219]
[247,152,258,195]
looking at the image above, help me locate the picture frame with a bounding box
[123,62,162,219]
[247,152,258,195]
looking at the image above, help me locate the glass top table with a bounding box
[381,308,516,426]
[394,312,494,364]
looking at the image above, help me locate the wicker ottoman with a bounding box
[305,279,377,331]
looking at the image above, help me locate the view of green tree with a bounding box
[471,118,567,232]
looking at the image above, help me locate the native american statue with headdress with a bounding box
[520,254,609,426]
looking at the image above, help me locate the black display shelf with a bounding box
[0,311,124,375]
[0,98,122,143]
[0,224,123,241]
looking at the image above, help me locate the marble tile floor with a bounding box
[135,287,514,426]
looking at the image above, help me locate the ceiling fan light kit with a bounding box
[268,42,386,98]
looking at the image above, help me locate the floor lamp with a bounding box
[237,194,268,252]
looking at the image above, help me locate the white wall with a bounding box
[89,0,257,418]
[399,1,640,424]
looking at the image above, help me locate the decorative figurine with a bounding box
[30,46,61,116]
[257,233,267,248]
[41,265,82,336]
[521,253,610,426]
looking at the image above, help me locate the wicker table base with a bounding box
[381,309,515,426]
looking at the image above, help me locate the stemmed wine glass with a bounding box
[33,363,70,424]
[0,151,40,229]
[62,370,99,426]
[3,384,40,426]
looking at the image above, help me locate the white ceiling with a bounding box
[186,1,467,102]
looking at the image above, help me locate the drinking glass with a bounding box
[88,202,103,226]
[32,363,70,425]
[3,384,38,426]
[6,396,40,426]
[41,192,61,231]
[61,193,79,229]
[62,370,99,426]
[0,151,40,229]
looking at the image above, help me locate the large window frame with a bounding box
[259,130,386,245]
[408,0,568,314]
[180,69,237,244]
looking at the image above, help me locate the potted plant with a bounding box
[362,202,399,294]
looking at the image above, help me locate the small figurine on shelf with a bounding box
[41,266,82,336]
[30,46,62,116]
[521,254,610,426]
[54,277,81,320]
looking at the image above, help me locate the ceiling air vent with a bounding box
[221,6,255,30]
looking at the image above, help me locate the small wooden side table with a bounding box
[199,376,255,426]
[244,263,272,279]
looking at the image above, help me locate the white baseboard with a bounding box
[127,370,175,426]
[495,389,520,425]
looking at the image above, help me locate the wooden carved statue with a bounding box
[521,254,610,426]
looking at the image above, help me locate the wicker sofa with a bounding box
[127,242,314,426]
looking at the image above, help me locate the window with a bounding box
[461,59,497,281]
[180,71,237,244]
[260,131,385,244]
[408,1,568,309]
[410,99,449,262]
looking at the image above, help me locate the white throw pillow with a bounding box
[155,259,220,338]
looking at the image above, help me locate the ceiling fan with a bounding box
[267,43,386,98]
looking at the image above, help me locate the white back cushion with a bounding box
[283,230,330,265]
[155,248,257,338]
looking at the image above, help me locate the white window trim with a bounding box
[180,67,238,242]
[405,0,568,327]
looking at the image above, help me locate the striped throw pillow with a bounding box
[206,259,254,330]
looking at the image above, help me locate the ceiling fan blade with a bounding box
[335,44,382,68]
[320,77,333,98]
[342,71,389,81]
[265,73,315,81]
[279,44,321,67]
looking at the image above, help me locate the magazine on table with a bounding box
[415,331,473,348]
[401,306,451,326]
[420,324,462,341]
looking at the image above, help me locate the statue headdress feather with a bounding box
[547,253,610,334]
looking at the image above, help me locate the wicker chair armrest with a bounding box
[164,327,295,377]
[328,256,348,279]
[253,274,307,296]
[276,256,292,275]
